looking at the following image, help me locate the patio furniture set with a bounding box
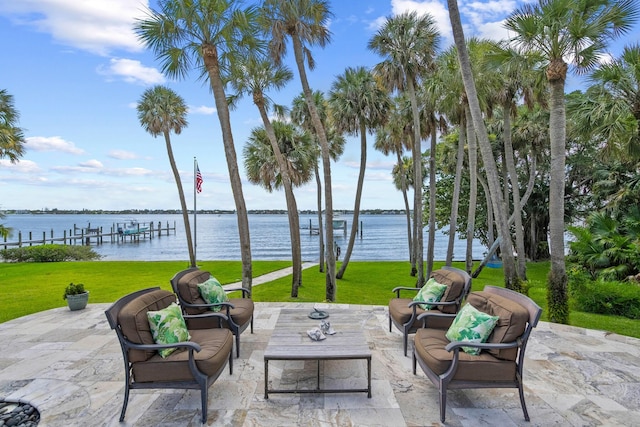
[105,266,541,424]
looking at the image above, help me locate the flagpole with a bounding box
[193,157,197,264]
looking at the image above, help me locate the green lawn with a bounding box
[1,260,638,339]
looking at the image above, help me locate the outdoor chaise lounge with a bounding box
[413,285,542,423]
[388,266,472,356]
[104,287,233,424]
[171,267,254,357]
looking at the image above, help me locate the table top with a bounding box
[264,308,371,360]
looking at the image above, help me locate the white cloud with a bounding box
[0,0,149,56]
[25,136,85,155]
[98,58,165,85]
[391,0,452,44]
[108,150,138,160]
[189,105,217,115]
[79,159,104,168]
[0,159,40,172]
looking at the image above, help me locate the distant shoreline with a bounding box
[3,209,410,216]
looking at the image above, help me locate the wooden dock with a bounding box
[2,220,176,248]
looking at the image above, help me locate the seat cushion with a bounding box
[431,269,467,313]
[132,328,233,383]
[186,298,255,331]
[389,298,454,331]
[118,289,177,362]
[467,291,529,360]
[414,328,516,382]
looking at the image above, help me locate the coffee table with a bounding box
[264,308,372,399]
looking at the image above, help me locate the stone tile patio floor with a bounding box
[1,267,639,426]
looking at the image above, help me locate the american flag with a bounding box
[196,166,203,193]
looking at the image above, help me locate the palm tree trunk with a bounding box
[164,131,196,267]
[503,102,527,279]
[291,35,336,300]
[548,76,569,322]
[202,43,252,290]
[397,150,413,265]
[314,164,325,272]
[465,105,477,274]
[446,115,465,266]
[426,118,437,276]
[447,0,516,288]
[337,122,367,279]
[256,101,302,296]
[407,78,424,286]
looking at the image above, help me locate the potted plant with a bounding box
[63,283,89,311]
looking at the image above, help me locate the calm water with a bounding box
[3,213,485,262]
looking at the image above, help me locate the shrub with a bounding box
[569,271,640,319]
[0,244,101,262]
[63,283,86,299]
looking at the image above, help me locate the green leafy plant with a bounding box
[63,283,86,300]
[1,245,101,262]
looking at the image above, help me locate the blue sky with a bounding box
[1,0,638,212]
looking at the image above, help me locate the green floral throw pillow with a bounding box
[445,303,499,355]
[147,302,191,358]
[197,277,229,312]
[412,278,448,310]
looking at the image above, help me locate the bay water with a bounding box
[3,213,485,262]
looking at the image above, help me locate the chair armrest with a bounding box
[181,300,236,310]
[416,311,457,328]
[124,338,202,353]
[184,311,229,327]
[445,339,519,352]
[224,287,252,298]
[392,286,420,298]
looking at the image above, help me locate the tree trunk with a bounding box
[465,105,477,274]
[547,75,569,323]
[256,100,302,296]
[426,118,437,277]
[398,150,413,266]
[447,0,516,289]
[314,164,325,273]
[164,131,196,267]
[502,101,527,279]
[291,35,336,300]
[408,78,424,286]
[446,115,465,266]
[202,43,252,290]
[337,122,367,279]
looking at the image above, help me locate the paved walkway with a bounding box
[1,267,639,426]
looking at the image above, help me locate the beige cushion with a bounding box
[186,298,254,330]
[118,289,177,363]
[132,328,233,383]
[466,291,529,360]
[414,328,516,382]
[431,269,466,313]
[388,298,454,331]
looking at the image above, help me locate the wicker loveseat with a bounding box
[388,266,472,356]
[105,287,233,424]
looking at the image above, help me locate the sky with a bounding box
[1,0,638,212]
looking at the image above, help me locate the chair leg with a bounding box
[518,381,530,421]
[250,316,254,334]
[235,332,241,358]
[403,331,408,357]
[119,383,130,422]
[439,381,447,423]
[388,315,392,332]
[200,383,208,424]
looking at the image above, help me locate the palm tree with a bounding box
[137,85,195,267]
[446,0,517,291]
[369,11,440,285]
[374,95,414,264]
[135,0,261,290]
[0,89,26,164]
[243,121,316,294]
[228,54,306,296]
[260,0,338,301]
[329,66,390,279]
[505,0,638,322]
[291,91,345,275]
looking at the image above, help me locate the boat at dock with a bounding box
[118,219,150,236]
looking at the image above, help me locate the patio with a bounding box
[0,300,639,426]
